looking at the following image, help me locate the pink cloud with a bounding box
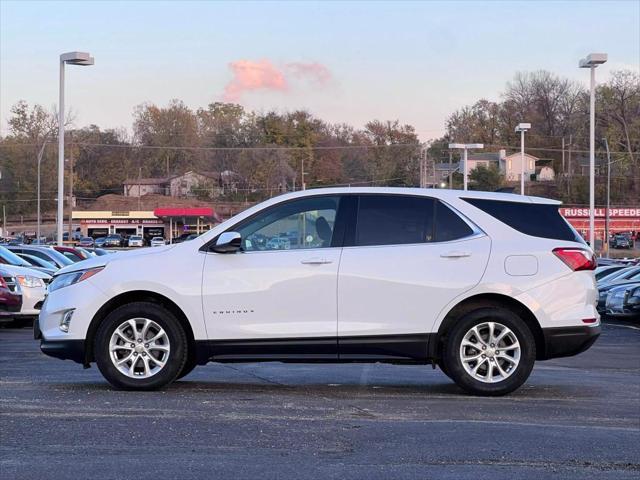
[223,60,288,102]
[222,60,332,102]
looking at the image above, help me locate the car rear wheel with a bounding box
[442,307,536,396]
[95,302,188,390]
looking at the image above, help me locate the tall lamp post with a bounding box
[515,123,531,195]
[448,143,484,190]
[579,52,607,249]
[58,51,94,246]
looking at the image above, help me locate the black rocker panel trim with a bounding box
[194,333,433,364]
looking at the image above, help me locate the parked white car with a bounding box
[37,188,599,395]
[1,264,49,323]
[128,236,144,248]
[150,237,166,247]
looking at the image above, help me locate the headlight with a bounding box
[49,267,104,293]
[16,275,45,288]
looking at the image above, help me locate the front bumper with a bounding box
[14,285,46,316]
[0,303,22,316]
[541,324,601,359]
[40,338,86,363]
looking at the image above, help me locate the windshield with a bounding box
[601,267,639,284]
[28,247,74,267]
[0,246,32,266]
[22,254,56,270]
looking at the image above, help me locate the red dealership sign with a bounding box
[560,208,640,218]
[560,206,640,235]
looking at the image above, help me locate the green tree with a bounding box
[469,164,504,192]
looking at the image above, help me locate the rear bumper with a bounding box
[541,324,601,360]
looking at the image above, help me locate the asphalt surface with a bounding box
[1,322,639,480]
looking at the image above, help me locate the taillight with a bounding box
[553,248,596,271]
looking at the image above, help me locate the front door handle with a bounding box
[440,251,471,258]
[301,257,333,265]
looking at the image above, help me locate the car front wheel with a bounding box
[442,307,536,396]
[95,302,188,390]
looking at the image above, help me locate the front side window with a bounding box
[355,195,435,246]
[236,196,340,252]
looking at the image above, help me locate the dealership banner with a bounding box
[560,207,640,235]
[560,208,640,218]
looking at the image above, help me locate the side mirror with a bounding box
[212,232,242,254]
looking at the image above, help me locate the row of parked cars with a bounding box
[595,258,640,320]
[77,234,167,248]
[0,244,114,327]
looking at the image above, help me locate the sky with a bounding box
[1,0,639,140]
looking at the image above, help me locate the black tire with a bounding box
[438,360,452,379]
[176,354,198,380]
[442,307,536,396]
[94,302,188,391]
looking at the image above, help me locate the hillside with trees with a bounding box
[0,69,638,218]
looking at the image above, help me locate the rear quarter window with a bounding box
[463,198,584,243]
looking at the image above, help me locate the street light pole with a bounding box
[520,128,525,193]
[57,52,94,246]
[589,66,596,248]
[515,123,531,195]
[57,60,65,245]
[448,143,484,191]
[579,53,607,250]
[463,148,468,191]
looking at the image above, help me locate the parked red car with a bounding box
[0,274,22,318]
[52,246,90,262]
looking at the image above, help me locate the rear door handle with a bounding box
[440,251,471,258]
[301,257,333,265]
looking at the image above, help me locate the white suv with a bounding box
[36,188,600,395]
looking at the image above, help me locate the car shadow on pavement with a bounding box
[44,377,603,399]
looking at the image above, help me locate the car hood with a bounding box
[55,244,178,275]
[0,264,52,280]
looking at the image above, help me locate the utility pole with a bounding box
[36,141,47,243]
[561,137,565,175]
[419,149,423,188]
[2,205,5,238]
[67,137,74,242]
[567,134,573,198]
[448,150,453,189]
[603,138,611,258]
[138,167,142,211]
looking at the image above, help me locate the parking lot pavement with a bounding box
[1,323,638,480]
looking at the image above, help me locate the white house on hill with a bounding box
[467,149,546,182]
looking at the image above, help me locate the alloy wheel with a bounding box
[109,318,170,379]
[459,321,521,383]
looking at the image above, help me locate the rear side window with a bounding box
[355,195,435,246]
[435,201,474,242]
[463,198,583,243]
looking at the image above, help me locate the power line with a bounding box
[0,140,637,156]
